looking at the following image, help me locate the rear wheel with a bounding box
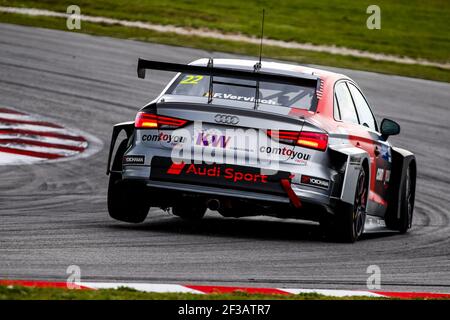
[398,165,415,233]
[107,140,150,223]
[323,167,368,243]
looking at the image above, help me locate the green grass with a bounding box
[0,285,388,300]
[2,0,449,62]
[1,12,449,83]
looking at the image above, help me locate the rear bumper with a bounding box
[145,179,290,204]
[124,164,333,204]
[122,171,337,220]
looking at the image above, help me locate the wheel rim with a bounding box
[353,169,367,239]
[405,166,413,228]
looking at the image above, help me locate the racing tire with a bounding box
[324,166,368,243]
[172,202,206,221]
[107,139,150,223]
[386,163,415,233]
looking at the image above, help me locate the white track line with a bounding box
[0,6,449,70]
[282,288,383,298]
[81,282,205,294]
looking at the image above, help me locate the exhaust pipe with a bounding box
[207,199,220,211]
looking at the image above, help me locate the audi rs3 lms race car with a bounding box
[107,58,416,242]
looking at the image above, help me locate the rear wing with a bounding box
[138,58,319,87]
[137,58,321,110]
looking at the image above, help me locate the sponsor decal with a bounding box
[300,175,330,189]
[196,132,231,148]
[212,93,279,106]
[384,169,391,183]
[123,155,145,165]
[167,162,269,183]
[259,146,311,161]
[350,155,362,165]
[376,168,384,181]
[166,162,186,175]
[142,133,186,143]
[214,114,239,125]
[151,157,291,194]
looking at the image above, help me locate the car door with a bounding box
[347,82,392,217]
[334,81,391,217]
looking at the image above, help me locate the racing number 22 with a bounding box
[180,75,204,84]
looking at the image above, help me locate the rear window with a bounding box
[167,73,316,110]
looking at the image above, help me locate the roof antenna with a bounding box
[207,57,214,104]
[253,9,265,110]
[254,9,265,72]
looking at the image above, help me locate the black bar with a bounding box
[3,300,448,318]
[212,80,257,89]
[137,58,318,88]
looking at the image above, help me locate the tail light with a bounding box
[267,130,328,151]
[297,131,328,151]
[134,112,188,129]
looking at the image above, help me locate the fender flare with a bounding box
[329,145,371,205]
[106,121,135,175]
[385,147,416,221]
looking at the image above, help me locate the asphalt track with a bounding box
[0,23,449,293]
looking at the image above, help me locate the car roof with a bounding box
[189,58,348,83]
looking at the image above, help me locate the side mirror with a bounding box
[380,118,400,140]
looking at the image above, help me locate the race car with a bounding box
[106,58,416,242]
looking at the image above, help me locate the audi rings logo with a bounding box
[214,114,240,125]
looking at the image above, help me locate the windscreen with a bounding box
[167,73,316,110]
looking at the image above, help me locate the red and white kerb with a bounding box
[0,279,449,299]
[0,107,88,164]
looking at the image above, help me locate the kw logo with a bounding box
[196,132,231,148]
